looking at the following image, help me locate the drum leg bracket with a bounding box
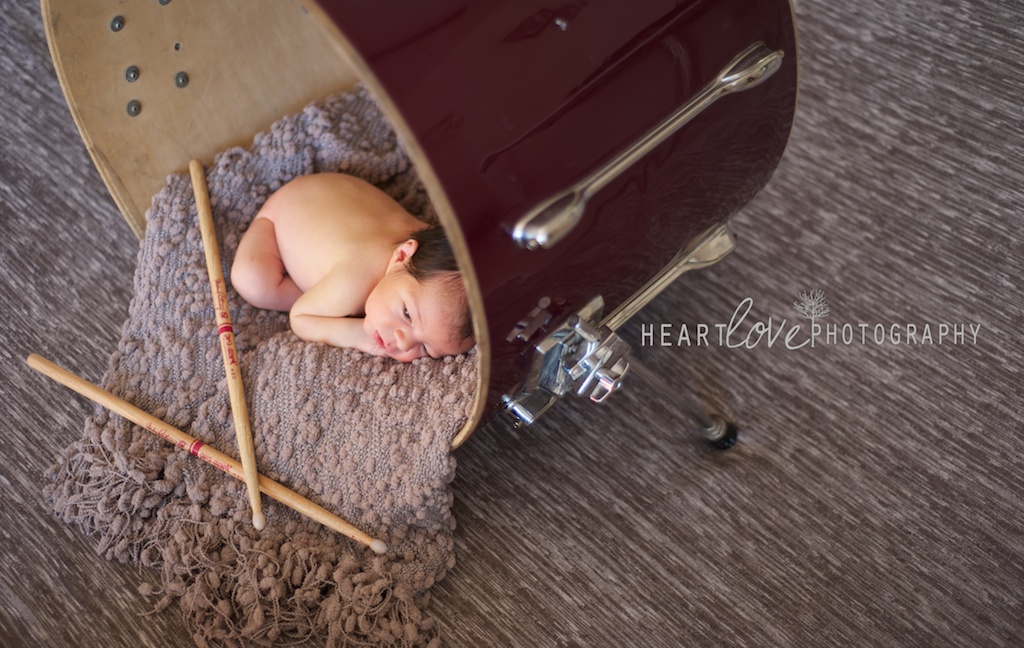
[502,223,739,434]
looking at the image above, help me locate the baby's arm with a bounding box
[290,313,381,355]
[288,271,383,355]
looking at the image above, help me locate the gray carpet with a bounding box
[2,0,1022,646]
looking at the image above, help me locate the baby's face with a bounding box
[363,266,473,362]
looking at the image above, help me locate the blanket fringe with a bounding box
[46,414,451,646]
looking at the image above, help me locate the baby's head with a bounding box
[363,225,475,362]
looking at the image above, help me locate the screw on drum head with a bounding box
[126,100,142,117]
[110,15,125,31]
[125,66,140,82]
[174,71,189,88]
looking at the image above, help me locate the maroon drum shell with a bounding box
[315,0,798,420]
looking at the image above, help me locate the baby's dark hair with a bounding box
[406,225,474,343]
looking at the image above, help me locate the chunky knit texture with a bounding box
[44,85,477,647]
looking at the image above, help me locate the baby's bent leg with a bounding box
[230,217,302,311]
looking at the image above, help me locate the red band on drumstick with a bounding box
[189,440,205,456]
[218,324,234,336]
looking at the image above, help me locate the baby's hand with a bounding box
[383,346,426,363]
[359,339,390,358]
[356,328,424,361]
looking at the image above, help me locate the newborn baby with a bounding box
[231,173,474,362]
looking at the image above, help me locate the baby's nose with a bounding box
[394,328,413,351]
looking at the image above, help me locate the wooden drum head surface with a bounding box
[43,0,356,237]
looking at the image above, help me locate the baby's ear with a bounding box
[390,238,420,265]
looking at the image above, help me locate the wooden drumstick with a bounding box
[26,354,388,554]
[188,160,265,531]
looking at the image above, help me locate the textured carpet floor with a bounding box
[2,0,1022,646]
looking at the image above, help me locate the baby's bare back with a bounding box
[258,174,424,292]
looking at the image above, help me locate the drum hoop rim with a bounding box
[300,2,489,448]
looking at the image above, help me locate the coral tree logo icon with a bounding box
[793,289,830,323]
[640,290,981,350]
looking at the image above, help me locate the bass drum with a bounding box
[43,0,797,448]
[306,0,799,445]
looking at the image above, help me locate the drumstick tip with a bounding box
[369,539,388,555]
[252,511,267,531]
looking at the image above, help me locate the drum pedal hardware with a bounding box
[512,42,784,251]
[502,295,631,427]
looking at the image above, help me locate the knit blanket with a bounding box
[44,85,477,647]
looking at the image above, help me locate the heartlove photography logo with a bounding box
[641,290,982,350]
